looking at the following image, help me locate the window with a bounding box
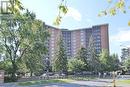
[51,34,54,37]
[51,30,54,34]
[51,51,54,54]
[51,44,54,47]
[74,52,76,55]
[51,38,54,40]
[73,43,76,46]
[73,40,76,43]
[96,36,101,39]
[96,46,101,49]
[80,32,84,36]
[51,48,54,50]
[81,39,84,42]
[51,41,54,44]
[81,42,84,45]
[80,30,84,33]
[73,49,76,52]
[95,39,101,42]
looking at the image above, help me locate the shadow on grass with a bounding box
[18,77,96,86]
[42,83,108,87]
[17,79,112,87]
[18,82,109,87]
[18,79,74,86]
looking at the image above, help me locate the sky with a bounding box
[20,0,130,59]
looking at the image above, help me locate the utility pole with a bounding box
[113,71,116,87]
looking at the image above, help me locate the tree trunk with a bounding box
[11,61,17,82]
[30,71,33,77]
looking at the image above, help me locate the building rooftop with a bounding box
[45,23,108,31]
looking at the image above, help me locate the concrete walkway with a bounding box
[71,79,112,87]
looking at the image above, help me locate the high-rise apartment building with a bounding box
[45,24,109,61]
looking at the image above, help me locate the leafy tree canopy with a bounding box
[68,58,86,73]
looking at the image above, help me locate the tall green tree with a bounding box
[68,58,86,73]
[17,60,29,76]
[99,49,110,71]
[0,10,49,81]
[109,53,120,71]
[76,47,88,70]
[52,36,68,73]
[99,50,120,71]
[123,57,130,69]
[22,46,46,76]
[0,60,13,75]
[23,56,45,76]
[87,36,100,72]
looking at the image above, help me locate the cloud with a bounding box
[65,7,82,21]
[86,19,92,23]
[126,44,130,47]
[86,18,93,26]
[110,30,130,42]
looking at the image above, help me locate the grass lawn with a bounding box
[17,77,95,86]
[116,80,130,84]
[18,79,74,86]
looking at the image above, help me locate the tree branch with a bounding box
[19,46,30,59]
